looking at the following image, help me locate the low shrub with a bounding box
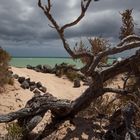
[65,70,84,81]
[0,47,12,88]
[5,122,23,140]
[55,63,85,81]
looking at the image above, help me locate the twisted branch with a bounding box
[103,87,131,95]
[118,34,140,46]
[61,0,92,32]
[87,41,140,74]
[38,0,93,73]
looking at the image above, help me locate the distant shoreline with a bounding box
[12,57,71,59]
[12,56,117,59]
[10,57,116,68]
[10,57,83,68]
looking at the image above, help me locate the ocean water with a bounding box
[10,57,83,68]
[10,57,115,68]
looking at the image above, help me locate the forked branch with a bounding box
[118,34,140,46]
[61,0,92,32]
[38,0,140,77]
[87,40,140,74]
[101,51,140,82]
[38,0,93,70]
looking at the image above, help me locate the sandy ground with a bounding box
[0,80,34,138]
[0,67,123,139]
[11,67,88,100]
[0,67,88,139]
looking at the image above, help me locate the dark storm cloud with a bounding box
[0,0,140,56]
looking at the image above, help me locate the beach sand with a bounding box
[0,80,34,137]
[0,67,123,139]
[11,67,88,100]
[0,67,88,138]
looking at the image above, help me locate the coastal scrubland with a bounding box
[0,1,140,140]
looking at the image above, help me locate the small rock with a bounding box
[74,79,81,88]
[26,65,33,69]
[30,85,36,91]
[43,65,52,73]
[34,67,41,72]
[39,86,47,93]
[33,89,41,94]
[36,65,42,70]
[13,74,19,79]
[51,68,56,74]
[29,81,36,86]
[26,78,30,83]
[21,80,30,89]
[36,82,42,88]
[55,70,62,77]
[18,77,25,84]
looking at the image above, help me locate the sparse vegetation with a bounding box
[119,9,135,40]
[55,63,85,81]
[0,0,140,139]
[74,37,110,65]
[5,122,23,140]
[0,47,12,89]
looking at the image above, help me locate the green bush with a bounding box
[0,47,11,87]
[55,63,85,81]
[65,70,84,81]
[5,122,23,140]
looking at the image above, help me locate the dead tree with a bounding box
[0,0,140,139]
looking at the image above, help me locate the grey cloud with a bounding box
[0,0,140,56]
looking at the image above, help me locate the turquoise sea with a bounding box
[10,57,83,68]
[10,57,116,68]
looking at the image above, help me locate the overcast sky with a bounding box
[0,0,140,57]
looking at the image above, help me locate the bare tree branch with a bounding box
[0,84,107,124]
[38,0,140,77]
[38,0,45,11]
[46,0,51,12]
[87,41,140,74]
[118,34,140,46]
[101,51,140,82]
[48,23,55,28]
[103,87,131,95]
[0,108,32,123]
[38,0,94,73]
[61,0,92,32]
[38,0,61,33]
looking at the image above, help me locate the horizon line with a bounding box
[12,56,117,59]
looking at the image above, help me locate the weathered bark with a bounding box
[103,103,140,140]
[0,93,71,123]
[0,86,102,121]
[101,51,140,82]
[87,40,140,74]
[0,87,104,139]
